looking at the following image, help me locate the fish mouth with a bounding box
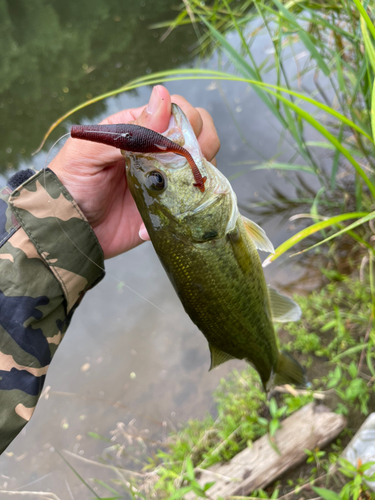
[128,104,237,221]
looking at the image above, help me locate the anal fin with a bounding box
[209,344,234,371]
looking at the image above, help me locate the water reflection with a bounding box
[0,0,195,170]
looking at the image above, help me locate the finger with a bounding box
[195,107,220,162]
[101,86,172,134]
[139,222,150,241]
[64,86,172,169]
[133,86,172,132]
[170,95,203,138]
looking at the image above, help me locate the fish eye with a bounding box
[146,170,166,191]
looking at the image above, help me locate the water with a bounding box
[0,1,312,497]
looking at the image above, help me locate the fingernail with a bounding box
[147,86,161,115]
[139,223,150,241]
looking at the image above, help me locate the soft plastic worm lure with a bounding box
[71,124,207,192]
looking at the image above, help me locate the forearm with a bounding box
[0,168,105,453]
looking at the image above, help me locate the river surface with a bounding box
[0,1,318,498]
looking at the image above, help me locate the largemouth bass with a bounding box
[72,105,306,390]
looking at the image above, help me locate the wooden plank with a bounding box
[186,403,346,499]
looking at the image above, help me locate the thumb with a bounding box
[133,85,172,133]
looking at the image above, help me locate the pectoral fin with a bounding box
[242,216,274,253]
[268,287,301,322]
[209,344,234,371]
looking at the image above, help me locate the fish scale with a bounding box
[150,212,277,385]
[71,103,306,390]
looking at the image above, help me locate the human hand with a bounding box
[49,85,220,259]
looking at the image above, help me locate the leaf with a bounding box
[331,343,369,362]
[93,479,120,495]
[348,361,358,379]
[269,397,278,416]
[228,162,316,181]
[352,0,375,40]
[289,211,375,257]
[34,69,374,153]
[100,498,123,500]
[203,481,215,491]
[56,450,101,499]
[360,15,375,72]
[198,16,286,128]
[311,187,326,224]
[257,417,268,426]
[88,432,111,442]
[263,212,370,266]
[258,86,375,198]
[185,457,195,482]
[360,460,375,471]
[269,419,280,437]
[312,486,341,500]
[305,140,366,159]
[372,78,375,143]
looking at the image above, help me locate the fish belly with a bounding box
[152,218,278,383]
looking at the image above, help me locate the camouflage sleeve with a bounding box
[0,168,105,454]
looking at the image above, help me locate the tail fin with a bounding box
[267,351,307,390]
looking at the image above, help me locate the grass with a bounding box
[33,0,375,498]
[60,275,375,499]
[107,275,375,499]
[36,0,375,265]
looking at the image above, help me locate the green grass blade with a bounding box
[331,343,370,362]
[270,0,330,76]
[149,10,187,30]
[312,486,341,500]
[335,52,346,93]
[311,186,326,224]
[361,16,375,72]
[34,70,374,153]
[372,78,375,143]
[249,80,373,144]
[198,16,287,128]
[229,162,316,181]
[263,212,370,266]
[56,450,101,499]
[93,479,121,495]
[306,141,365,158]
[282,101,312,166]
[331,125,343,189]
[258,86,375,198]
[290,211,375,257]
[352,0,375,40]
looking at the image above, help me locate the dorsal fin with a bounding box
[209,344,234,371]
[268,287,301,322]
[242,216,274,253]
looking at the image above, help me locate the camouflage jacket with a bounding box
[0,168,105,454]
